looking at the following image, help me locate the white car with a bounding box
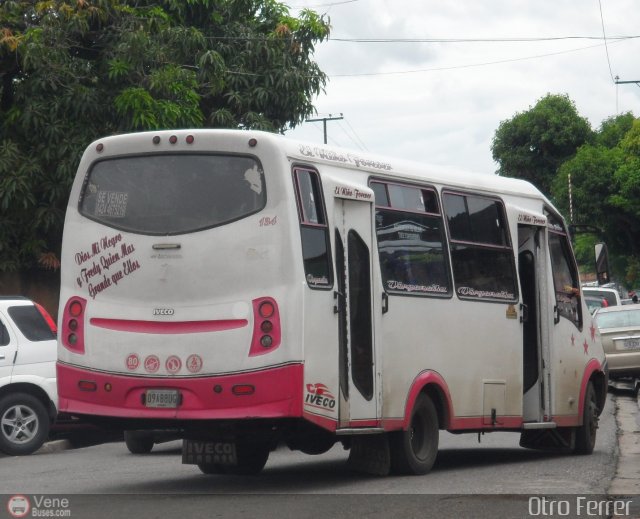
[0,297,58,455]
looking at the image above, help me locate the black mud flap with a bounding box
[182,440,237,466]
[519,428,575,452]
[347,434,391,476]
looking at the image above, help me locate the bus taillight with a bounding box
[62,297,87,354]
[249,297,281,357]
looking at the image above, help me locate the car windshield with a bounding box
[596,309,640,329]
[583,289,618,306]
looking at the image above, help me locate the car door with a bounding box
[0,311,18,380]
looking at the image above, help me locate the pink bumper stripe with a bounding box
[90,318,248,334]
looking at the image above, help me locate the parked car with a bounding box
[594,305,640,380]
[0,296,58,455]
[583,287,621,307]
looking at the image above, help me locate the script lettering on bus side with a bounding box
[74,232,142,298]
[299,145,393,171]
[333,185,373,201]
[457,286,515,300]
[387,280,448,294]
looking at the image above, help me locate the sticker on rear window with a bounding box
[95,191,129,218]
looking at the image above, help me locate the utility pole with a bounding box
[615,78,640,114]
[305,113,343,144]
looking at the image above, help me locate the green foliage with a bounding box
[491,94,593,196]
[551,114,640,285]
[0,0,330,271]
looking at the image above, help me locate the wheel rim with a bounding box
[1,404,39,444]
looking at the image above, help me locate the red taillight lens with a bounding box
[232,384,255,396]
[62,297,87,354]
[249,297,281,357]
[78,380,97,392]
[69,301,83,317]
[258,302,274,318]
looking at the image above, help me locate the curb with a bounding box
[608,393,640,517]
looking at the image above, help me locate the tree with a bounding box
[491,94,593,195]
[552,114,640,286]
[0,0,330,271]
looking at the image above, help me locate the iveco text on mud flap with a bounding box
[57,129,607,477]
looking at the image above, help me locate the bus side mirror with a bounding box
[595,242,610,285]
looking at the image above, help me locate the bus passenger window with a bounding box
[548,227,582,328]
[293,168,332,289]
[443,192,517,303]
[371,180,451,298]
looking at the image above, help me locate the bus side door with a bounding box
[334,196,378,426]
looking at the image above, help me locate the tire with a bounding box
[0,393,50,456]
[574,381,599,455]
[390,393,439,475]
[124,431,155,454]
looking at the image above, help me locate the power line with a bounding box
[328,39,628,77]
[341,119,368,151]
[598,0,616,82]
[329,35,639,43]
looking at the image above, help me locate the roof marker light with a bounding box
[186,135,195,144]
[152,136,161,144]
[169,135,178,144]
[248,138,257,147]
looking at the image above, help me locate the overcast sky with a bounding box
[284,0,640,175]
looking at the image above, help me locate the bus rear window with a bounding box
[79,154,266,235]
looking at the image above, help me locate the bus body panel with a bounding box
[57,129,607,471]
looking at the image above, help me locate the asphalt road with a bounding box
[0,394,625,519]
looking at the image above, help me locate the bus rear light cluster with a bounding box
[249,297,281,357]
[62,297,87,354]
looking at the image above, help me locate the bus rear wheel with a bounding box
[574,381,599,455]
[390,393,439,475]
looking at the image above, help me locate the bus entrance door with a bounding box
[333,197,378,428]
[518,222,551,423]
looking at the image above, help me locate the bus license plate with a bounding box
[623,338,640,350]
[145,389,180,408]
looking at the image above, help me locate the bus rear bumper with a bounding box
[57,362,304,420]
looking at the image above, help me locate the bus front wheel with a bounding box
[574,381,599,455]
[389,393,439,475]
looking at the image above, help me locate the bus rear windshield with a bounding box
[79,154,266,235]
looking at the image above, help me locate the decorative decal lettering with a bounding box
[259,216,278,227]
[307,274,330,286]
[387,280,448,294]
[333,185,373,201]
[304,383,336,412]
[457,286,515,300]
[299,145,393,171]
[517,213,546,226]
[73,232,142,298]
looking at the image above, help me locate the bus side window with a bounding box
[443,192,518,303]
[548,228,582,328]
[370,180,451,298]
[293,168,333,289]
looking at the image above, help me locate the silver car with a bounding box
[595,305,640,379]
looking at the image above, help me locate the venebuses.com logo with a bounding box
[6,495,71,517]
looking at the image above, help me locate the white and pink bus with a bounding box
[57,129,607,475]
